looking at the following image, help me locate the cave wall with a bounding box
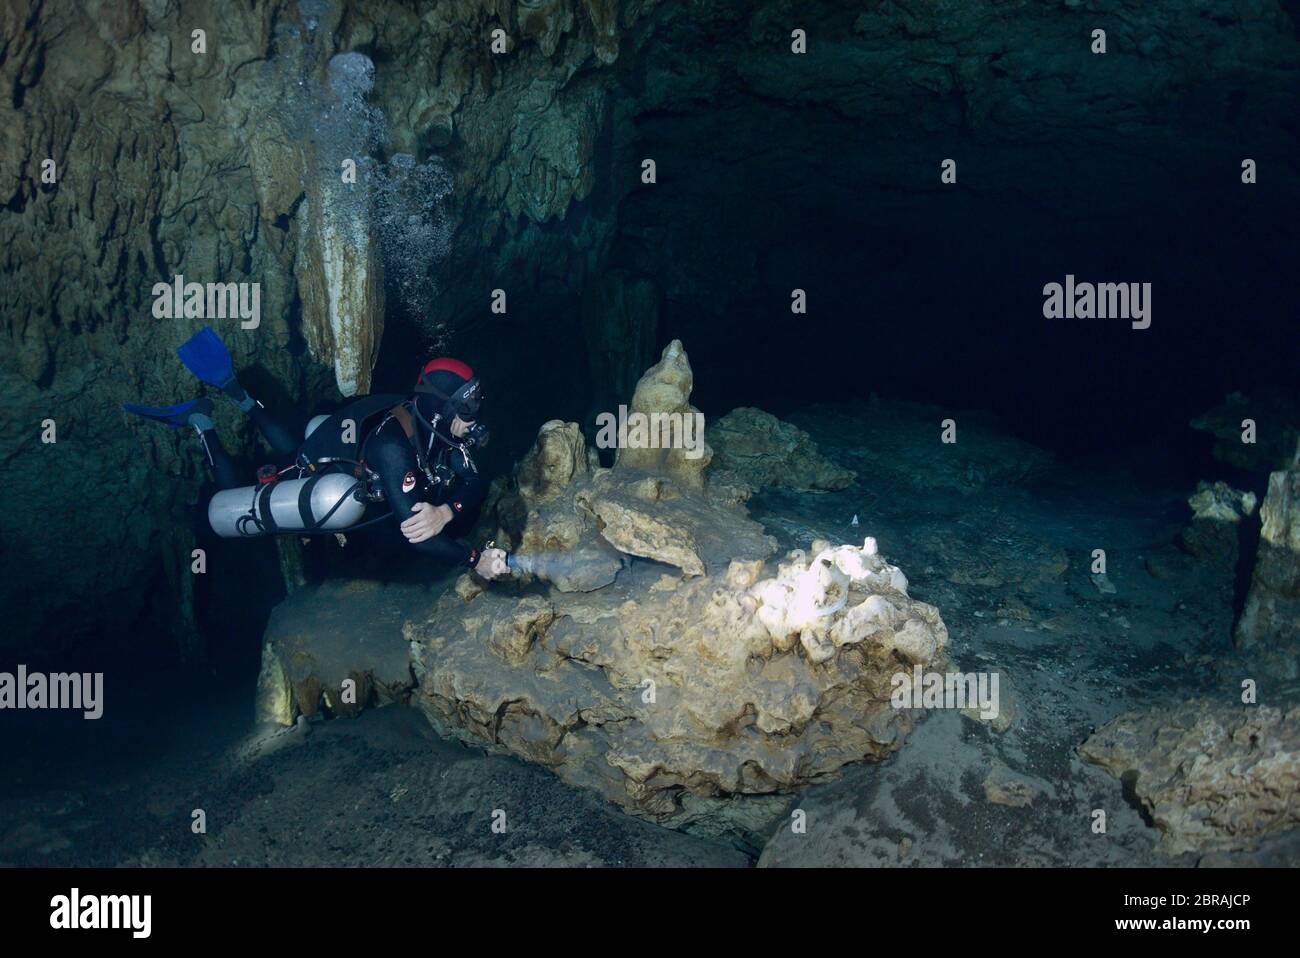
[2,1,321,663]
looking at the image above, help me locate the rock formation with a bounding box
[960,670,1017,733]
[1178,480,1256,567]
[256,580,419,726]
[291,52,388,397]
[983,761,1051,808]
[1188,481,1258,526]
[1192,392,1300,474]
[490,341,770,586]
[1235,442,1300,651]
[408,342,949,832]
[1080,699,1300,855]
[612,339,711,488]
[708,407,855,493]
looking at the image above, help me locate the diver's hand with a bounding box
[474,547,509,580]
[401,502,453,543]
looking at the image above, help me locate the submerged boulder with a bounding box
[408,342,948,831]
[1080,698,1300,856]
[1188,480,1258,526]
[708,407,855,493]
[255,580,421,725]
[1192,391,1300,475]
[1178,480,1257,570]
[408,534,947,830]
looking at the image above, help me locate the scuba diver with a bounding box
[123,326,510,580]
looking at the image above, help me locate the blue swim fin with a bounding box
[177,326,236,389]
[123,397,213,429]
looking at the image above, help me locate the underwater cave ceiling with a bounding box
[1,0,1298,659]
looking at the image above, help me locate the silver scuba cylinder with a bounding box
[207,471,367,539]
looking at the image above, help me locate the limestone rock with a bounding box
[414,346,944,831]
[1188,481,1258,524]
[488,597,558,665]
[409,535,949,830]
[1080,699,1300,855]
[576,469,776,577]
[489,346,776,589]
[295,186,385,396]
[708,407,855,492]
[255,643,296,727]
[1192,392,1300,474]
[1181,480,1257,569]
[255,580,420,725]
[1235,455,1300,651]
[245,46,389,397]
[614,339,712,488]
[517,420,590,505]
[960,670,1017,733]
[454,574,484,603]
[485,419,622,590]
[584,492,705,575]
[983,761,1050,807]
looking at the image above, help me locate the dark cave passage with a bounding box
[592,6,1300,471]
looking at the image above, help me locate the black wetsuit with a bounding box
[200,394,487,567]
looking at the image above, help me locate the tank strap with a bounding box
[297,474,322,530]
[255,482,279,534]
[388,403,431,474]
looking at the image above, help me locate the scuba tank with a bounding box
[208,472,367,538]
[209,406,393,539]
